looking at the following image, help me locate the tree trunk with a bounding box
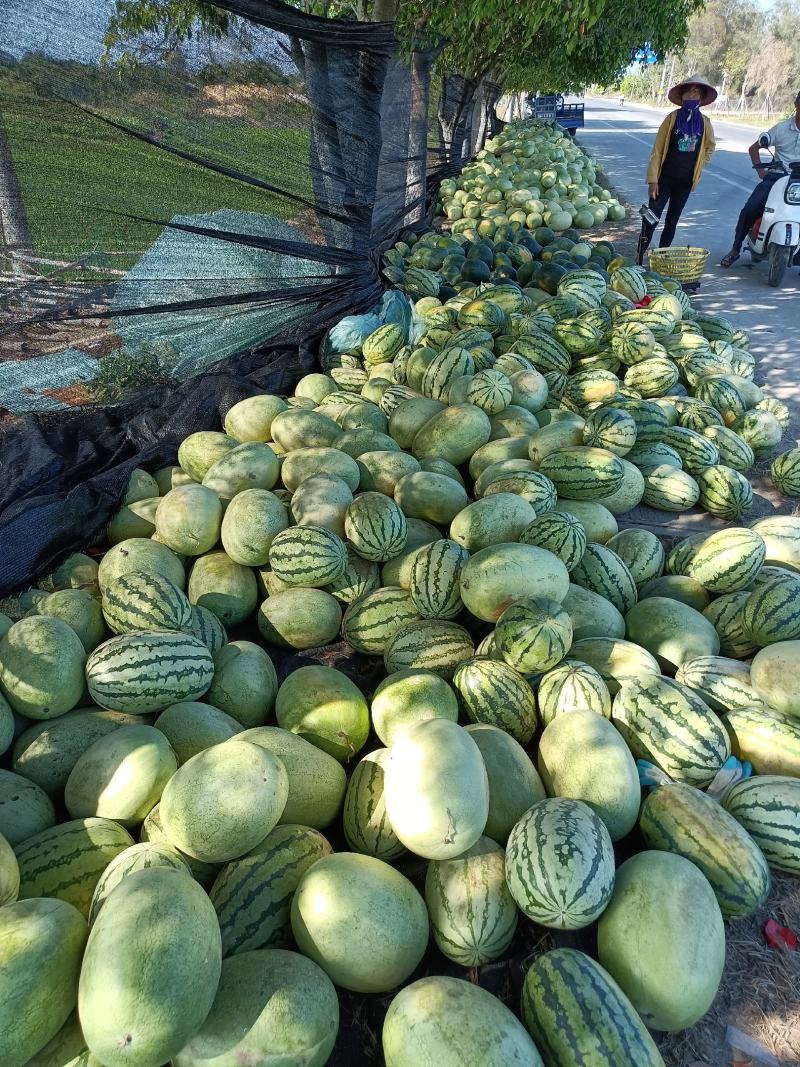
[438,74,478,165]
[0,112,33,275]
[371,53,412,238]
[405,48,433,224]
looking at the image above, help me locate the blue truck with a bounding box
[528,95,585,134]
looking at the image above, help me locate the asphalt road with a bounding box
[577,97,800,436]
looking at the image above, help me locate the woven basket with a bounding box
[647,246,709,283]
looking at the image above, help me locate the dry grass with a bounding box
[658,873,800,1067]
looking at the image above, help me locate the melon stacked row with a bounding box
[3,270,800,1067]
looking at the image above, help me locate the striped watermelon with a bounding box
[623,357,679,398]
[512,333,571,374]
[421,347,476,402]
[610,265,648,302]
[683,527,765,593]
[743,573,800,644]
[666,532,707,575]
[325,546,381,604]
[570,544,637,615]
[627,441,683,470]
[466,370,513,413]
[269,525,348,587]
[483,472,557,512]
[675,656,771,713]
[679,402,724,432]
[362,323,405,365]
[615,399,669,443]
[86,631,214,714]
[505,797,615,929]
[544,370,568,400]
[703,592,757,659]
[495,597,573,674]
[641,464,700,511]
[661,426,720,473]
[610,321,656,365]
[696,465,753,520]
[88,842,187,926]
[342,587,421,655]
[102,571,192,635]
[345,493,408,562]
[606,529,664,587]
[15,817,134,918]
[538,447,624,502]
[553,318,603,357]
[616,306,675,340]
[639,780,770,918]
[694,376,747,426]
[384,619,475,679]
[457,299,507,336]
[771,449,800,497]
[409,540,469,620]
[519,512,587,570]
[210,824,332,956]
[343,749,406,861]
[701,425,754,471]
[379,385,418,418]
[448,326,495,350]
[582,407,637,456]
[425,836,518,966]
[756,396,791,431]
[536,659,611,725]
[725,706,800,777]
[570,637,660,694]
[563,369,619,408]
[184,605,227,655]
[695,313,736,342]
[613,676,731,786]
[452,657,538,743]
[723,775,800,873]
[520,949,665,1067]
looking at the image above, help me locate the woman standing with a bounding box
[642,77,717,252]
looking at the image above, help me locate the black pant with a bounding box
[643,176,693,251]
[733,172,782,251]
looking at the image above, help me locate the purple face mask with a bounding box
[677,97,704,139]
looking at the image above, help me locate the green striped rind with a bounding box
[616,306,675,340]
[680,403,724,432]
[742,574,800,644]
[570,544,637,615]
[519,512,587,571]
[697,465,753,520]
[675,656,771,713]
[210,824,333,957]
[384,620,475,680]
[537,660,611,726]
[666,532,707,576]
[694,376,747,425]
[639,783,770,918]
[452,657,538,743]
[16,817,134,918]
[684,528,765,593]
[615,399,669,444]
[723,775,800,873]
[701,426,754,472]
[756,397,791,431]
[771,449,800,496]
[504,797,615,929]
[86,631,214,714]
[724,706,800,777]
[343,749,405,860]
[553,318,602,357]
[611,265,648,302]
[582,407,637,456]
[695,313,736,342]
[88,842,188,926]
[538,448,624,502]
[610,321,657,365]
[466,370,513,413]
[520,949,665,1067]
[324,547,381,605]
[362,323,405,364]
[661,426,720,473]
[513,333,571,374]
[457,298,507,336]
[448,326,495,350]
[483,472,557,513]
[342,587,421,655]
[571,637,660,694]
[268,525,348,586]
[612,676,731,787]
[495,597,573,674]
[641,465,700,511]
[379,385,418,417]
[409,539,469,620]
[627,442,683,470]
[184,605,227,654]
[425,836,518,966]
[421,346,476,402]
[606,529,664,588]
[703,592,757,658]
[102,571,191,635]
[623,357,679,398]
[345,493,408,562]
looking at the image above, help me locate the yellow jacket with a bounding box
[646,110,716,190]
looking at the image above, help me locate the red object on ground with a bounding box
[764,918,798,950]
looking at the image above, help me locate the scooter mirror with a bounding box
[758,134,770,148]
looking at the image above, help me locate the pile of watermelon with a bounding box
[2,259,800,1066]
[435,121,626,234]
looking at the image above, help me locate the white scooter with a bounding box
[744,134,800,287]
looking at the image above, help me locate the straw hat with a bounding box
[668,76,718,107]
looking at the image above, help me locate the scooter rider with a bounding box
[720,89,800,267]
